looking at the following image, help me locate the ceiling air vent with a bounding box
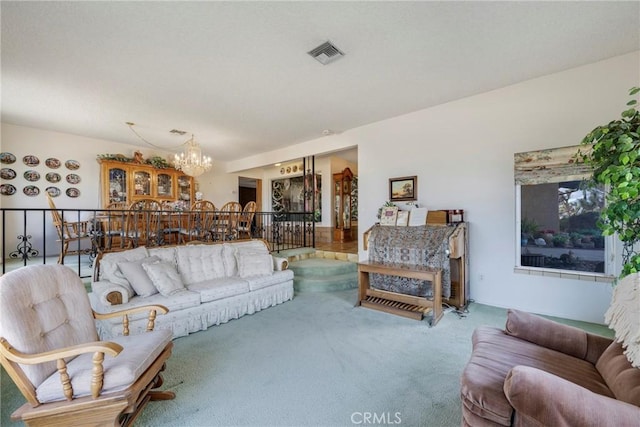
[307,41,345,65]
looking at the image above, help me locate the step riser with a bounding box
[289,264,357,277]
[294,277,358,292]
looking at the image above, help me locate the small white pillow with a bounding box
[142,261,186,296]
[235,251,273,278]
[99,246,149,296]
[117,256,161,297]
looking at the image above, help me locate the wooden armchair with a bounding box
[46,193,93,263]
[0,264,175,426]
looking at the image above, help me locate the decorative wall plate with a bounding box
[1,168,16,180]
[45,158,61,169]
[66,188,80,198]
[0,152,16,164]
[280,168,285,175]
[0,183,16,195]
[66,173,81,184]
[65,160,80,170]
[23,155,40,167]
[286,166,292,173]
[46,172,61,183]
[23,185,40,196]
[292,165,298,172]
[45,186,61,197]
[24,170,41,182]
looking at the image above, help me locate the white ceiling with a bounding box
[2,1,639,163]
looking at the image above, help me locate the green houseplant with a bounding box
[579,87,640,277]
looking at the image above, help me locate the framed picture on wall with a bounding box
[389,176,417,201]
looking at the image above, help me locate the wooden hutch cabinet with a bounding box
[98,159,194,207]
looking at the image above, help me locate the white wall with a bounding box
[196,162,241,208]
[221,51,640,323]
[359,52,638,323]
[0,124,182,254]
[2,52,637,322]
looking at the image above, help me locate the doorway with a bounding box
[238,177,262,210]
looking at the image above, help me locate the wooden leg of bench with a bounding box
[431,270,443,326]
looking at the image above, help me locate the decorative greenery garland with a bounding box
[579,87,640,278]
[97,153,173,169]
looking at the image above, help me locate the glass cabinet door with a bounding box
[343,181,351,230]
[133,171,151,196]
[109,168,127,204]
[157,173,173,198]
[335,181,342,228]
[178,175,191,201]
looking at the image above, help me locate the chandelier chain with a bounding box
[125,122,212,177]
[126,123,189,151]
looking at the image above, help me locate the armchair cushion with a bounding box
[0,265,98,388]
[596,341,640,406]
[505,309,587,360]
[461,326,613,426]
[505,365,640,427]
[36,329,172,403]
[505,308,611,364]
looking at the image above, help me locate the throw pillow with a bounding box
[142,261,186,296]
[117,256,161,297]
[99,246,149,297]
[235,251,273,278]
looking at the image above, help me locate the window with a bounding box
[515,146,614,279]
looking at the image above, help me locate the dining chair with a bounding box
[46,192,93,263]
[237,201,257,239]
[0,264,174,426]
[178,200,216,243]
[97,201,128,251]
[211,201,242,241]
[124,199,162,247]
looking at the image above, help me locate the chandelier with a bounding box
[174,135,213,177]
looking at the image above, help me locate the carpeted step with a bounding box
[293,272,358,292]
[288,258,357,277]
[275,247,316,259]
[289,258,358,292]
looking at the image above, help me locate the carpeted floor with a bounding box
[1,289,612,427]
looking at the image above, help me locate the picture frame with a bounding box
[389,175,417,201]
[396,210,409,226]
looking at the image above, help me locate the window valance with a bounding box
[514,145,592,185]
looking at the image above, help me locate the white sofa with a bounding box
[90,239,294,339]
